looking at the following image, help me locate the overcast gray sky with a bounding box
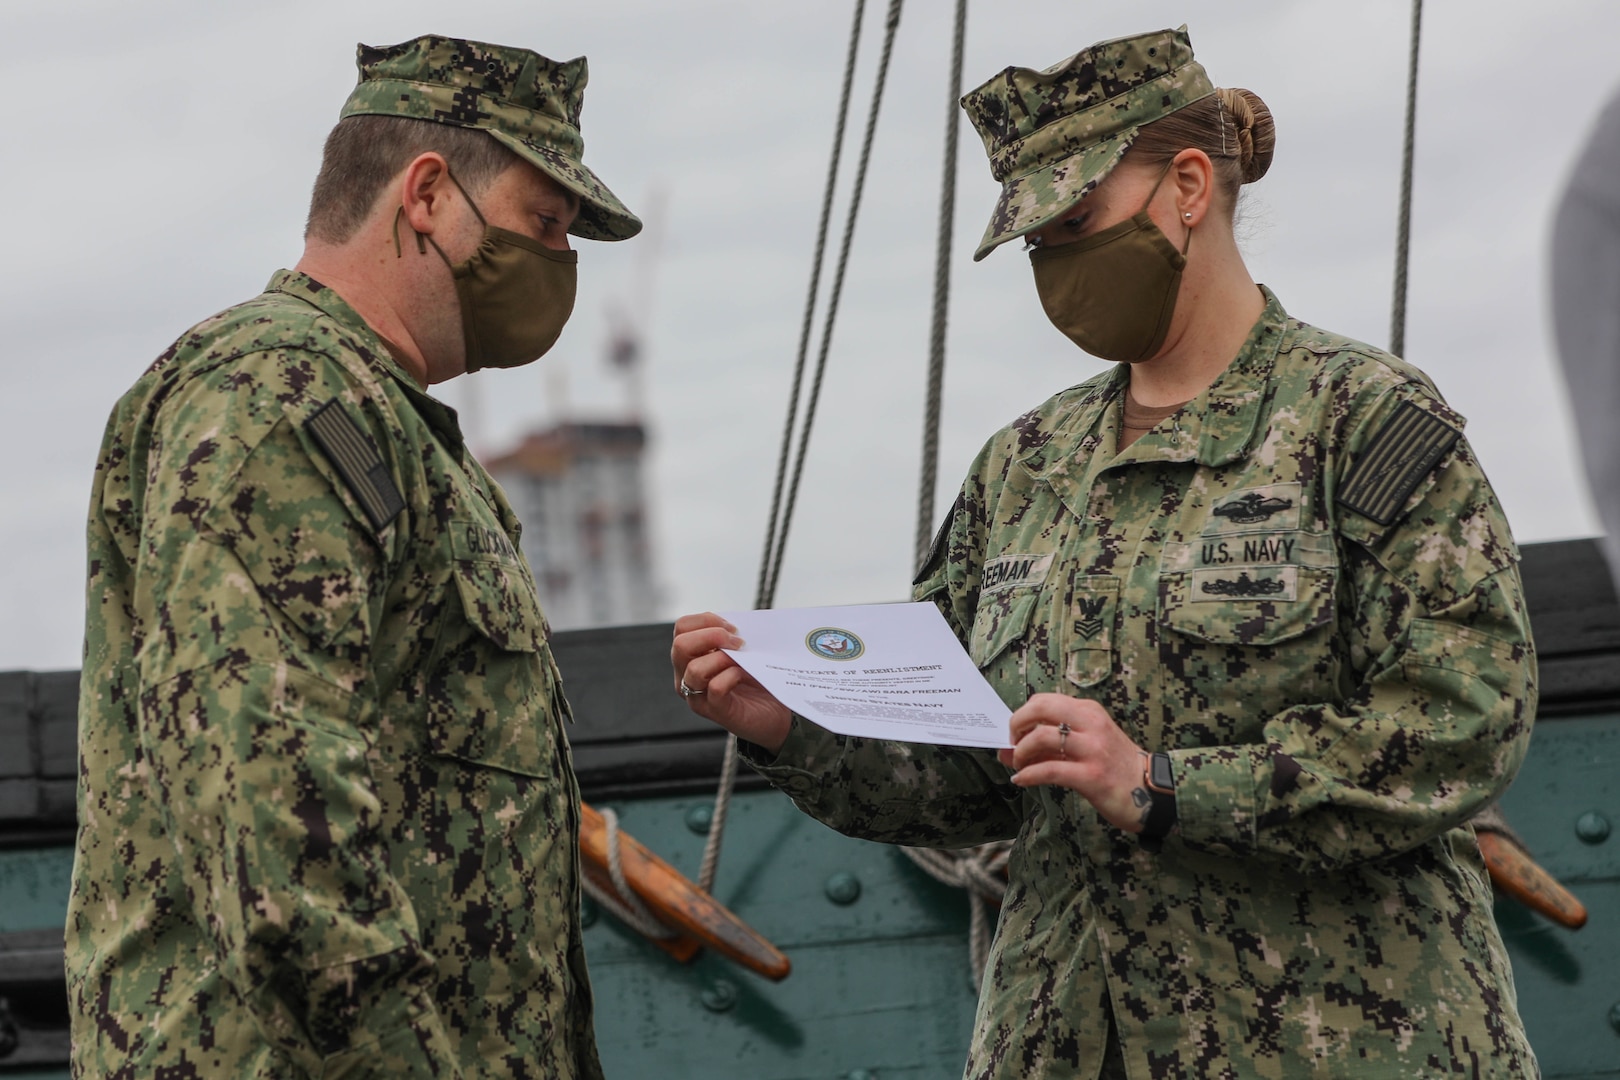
[3,0,1615,670]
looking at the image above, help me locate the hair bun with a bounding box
[1216,88,1275,184]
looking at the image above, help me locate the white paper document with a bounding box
[719,602,1013,749]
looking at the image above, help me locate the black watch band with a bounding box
[1139,752,1177,850]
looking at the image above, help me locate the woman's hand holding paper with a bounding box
[999,694,1149,833]
[671,612,793,754]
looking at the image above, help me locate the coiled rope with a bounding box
[901,840,1010,991]
[1389,0,1423,357]
[583,807,677,939]
[698,0,907,897]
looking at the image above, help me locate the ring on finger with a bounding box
[1057,722,1070,758]
[679,678,705,699]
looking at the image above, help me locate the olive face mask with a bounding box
[398,172,579,372]
[1028,170,1190,365]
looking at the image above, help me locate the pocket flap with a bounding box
[452,558,545,653]
[430,568,556,775]
[1401,619,1526,704]
[970,587,1038,668]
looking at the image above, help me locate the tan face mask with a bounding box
[1028,168,1190,365]
[399,173,579,372]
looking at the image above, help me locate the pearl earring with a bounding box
[1184,212,1193,219]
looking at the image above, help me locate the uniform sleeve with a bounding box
[742,456,1025,848]
[741,719,1021,848]
[132,353,460,1077]
[1168,385,1535,873]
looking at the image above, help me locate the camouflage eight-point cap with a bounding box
[960,25,1213,260]
[342,34,642,242]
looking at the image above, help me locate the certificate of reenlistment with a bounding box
[719,602,1013,749]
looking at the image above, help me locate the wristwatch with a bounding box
[1139,751,1177,851]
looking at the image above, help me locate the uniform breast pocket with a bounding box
[1157,564,1340,741]
[452,556,546,653]
[1159,564,1337,645]
[427,557,559,779]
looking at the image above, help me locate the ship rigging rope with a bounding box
[1389,0,1423,357]
[754,0,871,615]
[697,0,906,898]
[761,0,906,609]
[914,0,968,572]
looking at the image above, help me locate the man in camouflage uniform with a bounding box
[676,27,1536,1079]
[68,36,638,1078]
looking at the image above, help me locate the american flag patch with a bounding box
[305,399,404,532]
[1337,400,1460,526]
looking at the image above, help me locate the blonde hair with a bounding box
[1127,88,1276,207]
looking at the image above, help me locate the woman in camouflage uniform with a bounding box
[674,26,1538,1079]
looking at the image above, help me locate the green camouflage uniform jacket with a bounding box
[69,271,601,1079]
[748,289,1538,1078]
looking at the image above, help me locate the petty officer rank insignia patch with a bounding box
[305,399,405,532]
[1073,596,1107,639]
[1337,400,1461,526]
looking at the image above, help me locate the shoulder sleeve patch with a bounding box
[1337,399,1461,526]
[305,399,404,531]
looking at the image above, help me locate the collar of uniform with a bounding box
[1012,366,1128,482]
[266,269,468,450]
[1012,287,1287,522]
[1007,369,1124,523]
[1109,285,1288,469]
[1195,285,1287,465]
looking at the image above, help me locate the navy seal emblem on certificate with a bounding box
[722,603,1013,748]
[806,627,865,661]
